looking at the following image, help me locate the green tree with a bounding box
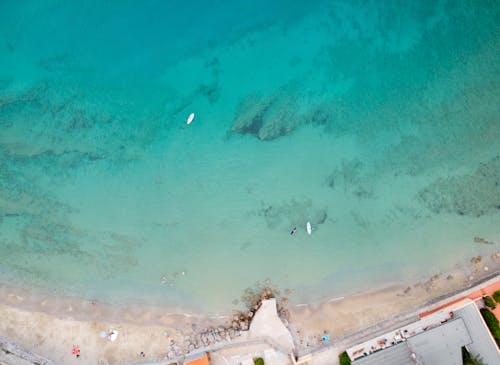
[339,351,351,365]
[462,346,486,365]
[253,357,264,365]
[483,296,496,309]
[480,308,500,347]
[492,290,500,303]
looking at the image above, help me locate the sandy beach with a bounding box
[1,251,499,365]
[288,264,499,352]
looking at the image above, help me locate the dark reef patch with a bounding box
[197,82,220,104]
[229,84,332,141]
[417,155,500,217]
[325,158,374,199]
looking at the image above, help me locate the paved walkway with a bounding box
[205,298,296,364]
[210,343,290,365]
[248,299,295,354]
[0,335,54,365]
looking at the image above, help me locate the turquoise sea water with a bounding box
[0,0,499,312]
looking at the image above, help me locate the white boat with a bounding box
[306,221,312,235]
[186,112,195,125]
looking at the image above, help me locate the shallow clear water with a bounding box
[0,0,499,312]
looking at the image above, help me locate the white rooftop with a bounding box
[350,299,500,365]
[347,308,453,361]
[352,342,413,365]
[353,319,471,365]
[407,318,471,365]
[453,302,500,365]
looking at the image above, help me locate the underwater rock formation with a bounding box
[230,83,331,141]
[0,146,141,284]
[197,82,220,104]
[0,80,155,164]
[417,155,500,217]
[230,94,272,137]
[325,158,374,199]
[474,236,496,245]
[256,95,302,140]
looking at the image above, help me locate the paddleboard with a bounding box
[186,112,195,125]
[306,221,312,235]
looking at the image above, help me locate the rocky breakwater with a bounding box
[180,286,291,356]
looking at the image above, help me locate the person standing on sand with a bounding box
[72,345,80,358]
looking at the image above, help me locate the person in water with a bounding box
[290,227,297,235]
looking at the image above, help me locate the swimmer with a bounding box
[290,227,297,235]
[161,275,167,284]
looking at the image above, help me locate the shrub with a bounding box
[483,296,496,309]
[254,358,264,365]
[493,290,500,303]
[472,355,486,365]
[462,346,472,363]
[462,346,486,365]
[480,308,500,347]
[339,351,351,365]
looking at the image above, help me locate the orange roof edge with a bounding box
[184,354,210,365]
[419,281,500,319]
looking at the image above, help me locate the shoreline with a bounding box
[2,243,495,319]
[288,257,500,351]
[1,252,499,364]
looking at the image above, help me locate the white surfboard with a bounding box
[186,112,195,125]
[306,221,312,235]
[109,329,119,342]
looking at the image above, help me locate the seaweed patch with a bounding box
[258,199,327,230]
